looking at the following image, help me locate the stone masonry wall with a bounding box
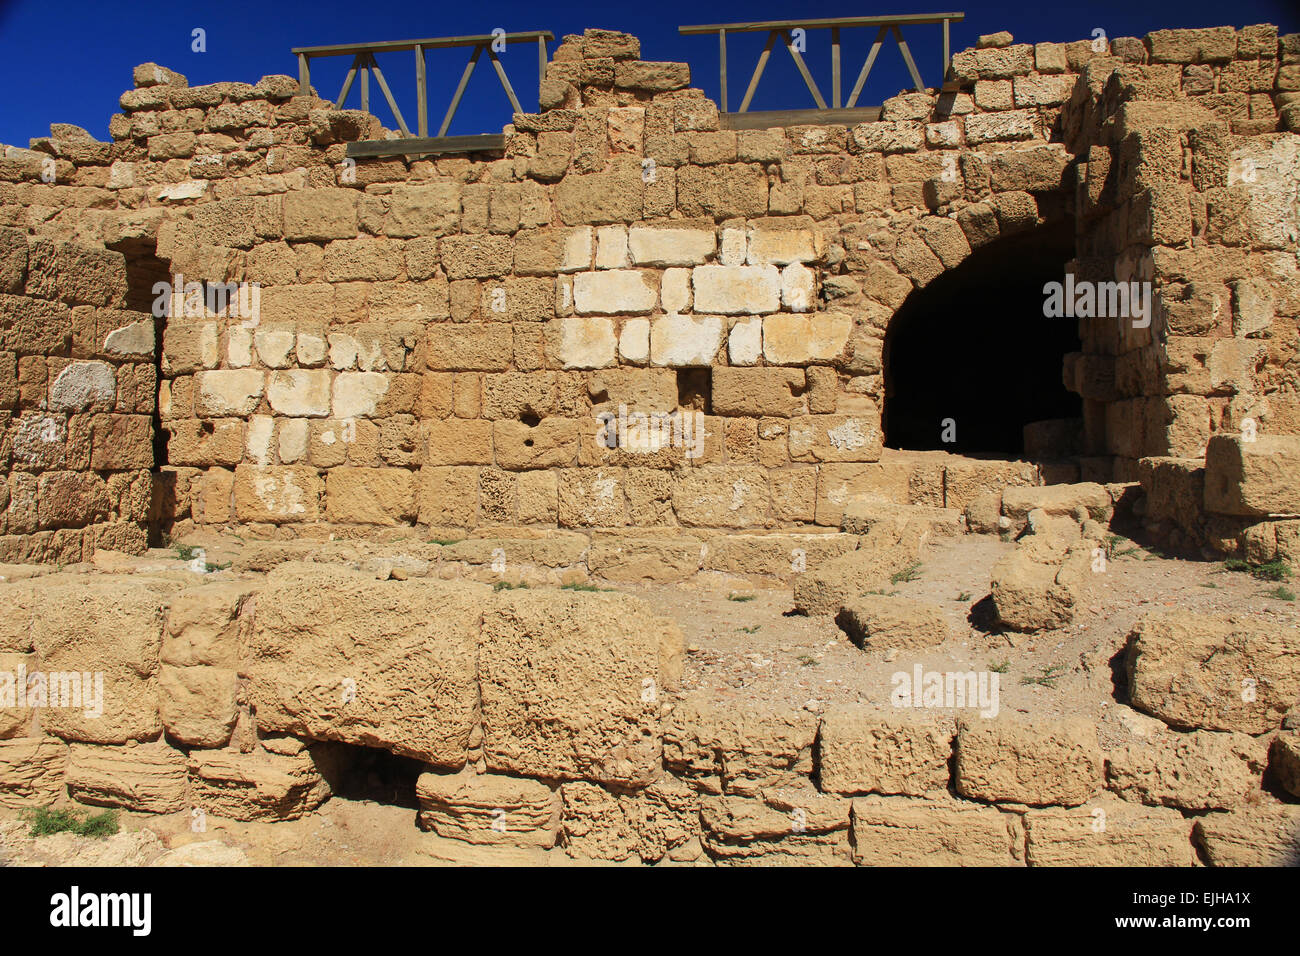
[0,25,1297,550]
[0,218,155,563]
[0,565,1294,864]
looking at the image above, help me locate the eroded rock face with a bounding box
[955,717,1104,806]
[479,589,683,787]
[1024,799,1196,866]
[417,771,561,848]
[187,748,330,822]
[1125,612,1300,734]
[244,563,483,767]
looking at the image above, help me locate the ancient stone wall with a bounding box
[0,25,1296,557]
[0,221,155,563]
[0,565,1294,864]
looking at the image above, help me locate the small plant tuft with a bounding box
[24,806,119,839]
[890,562,922,584]
[1019,664,1067,688]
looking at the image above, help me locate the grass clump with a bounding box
[1224,558,1291,582]
[24,806,119,839]
[561,582,613,593]
[890,562,922,584]
[1019,664,1067,688]
[1264,585,1296,602]
[492,581,528,591]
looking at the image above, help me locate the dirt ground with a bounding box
[0,529,1285,866]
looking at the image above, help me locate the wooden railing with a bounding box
[679,13,964,126]
[292,31,553,155]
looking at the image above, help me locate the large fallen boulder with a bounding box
[988,548,1076,632]
[243,563,484,767]
[478,589,683,788]
[1125,612,1300,734]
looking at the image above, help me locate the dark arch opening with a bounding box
[882,221,1082,454]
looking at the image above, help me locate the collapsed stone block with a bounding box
[479,589,683,787]
[245,564,481,766]
[1125,612,1299,734]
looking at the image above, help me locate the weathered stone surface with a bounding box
[955,717,1104,806]
[1126,612,1299,734]
[1193,803,1300,866]
[188,749,329,821]
[1024,799,1196,866]
[418,770,561,848]
[32,578,170,744]
[818,707,952,796]
[233,465,322,523]
[1107,731,1266,810]
[700,787,853,865]
[0,737,67,808]
[851,796,1020,866]
[1272,733,1300,799]
[836,596,950,650]
[479,590,683,787]
[66,742,188,813]
[664,699,817,795]
[245,564,482,766]
[1204,435,1300,516]
[989,547,1076,632]
[792,527,920,616]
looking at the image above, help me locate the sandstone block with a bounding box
[836,596,950,650]
[479,590,683,787]
[417,770,560,847]
[66,742,188,813]
[818,707,952,796]
[1126,612,1299,734]
[955,717,1103,806]
[245,564,482,766]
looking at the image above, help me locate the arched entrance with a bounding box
[882,222,1082,454]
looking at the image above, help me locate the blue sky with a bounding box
[0,0,1295,146]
